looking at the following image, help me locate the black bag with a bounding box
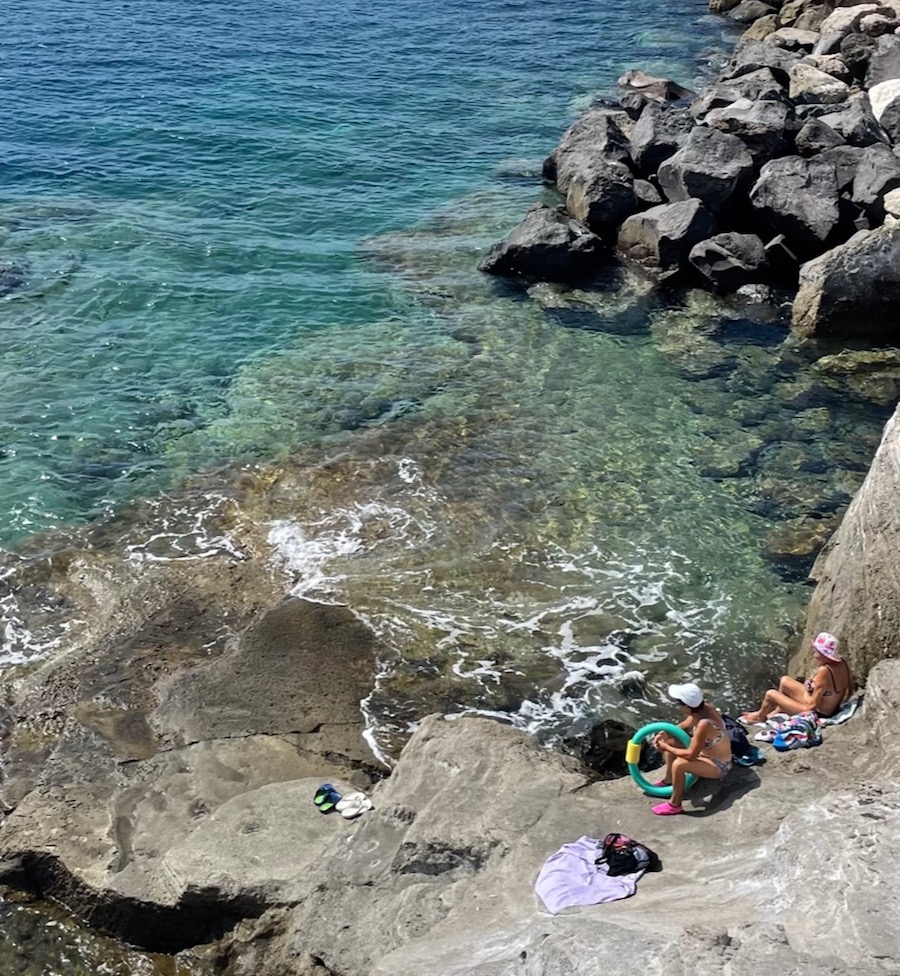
[595,832,661,876]
[722,714,753,759]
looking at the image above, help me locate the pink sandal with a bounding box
[652,800,684,816]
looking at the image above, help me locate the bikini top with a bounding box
[701,717,727,749]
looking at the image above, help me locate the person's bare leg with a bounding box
[779,676,806,698]
[670,756,725,808]
[742,687,808,723]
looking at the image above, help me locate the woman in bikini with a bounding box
[650,682,732,817]
[740,631,854,725]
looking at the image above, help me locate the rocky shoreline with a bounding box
[1,2,900,974]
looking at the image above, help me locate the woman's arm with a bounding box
[657,719,706,760]
[804,667,828,711]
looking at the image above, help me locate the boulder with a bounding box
[850,142,900,220]
[800,52,852,81]
[617,68,695,103]
[741,13,779,40]
[688,232,769,290]
[703,97,797,159]
[616,198,717,278]
[629,103,695,173]
[730,0,777,22]
[548,109,632,194]
[565,159,640,233]
[819,3,884,36]
[813,348,900,405]
[841,30,877,81]
[865,33,900,85]
[795,117,846,153]
[725,39,803,78]
[788,61,852,101]
[766,26,821,49]
[868,77,900,142]
[799,404,900,678]
[479,204,602,282]
[820,143,868,188]
[749,155,840,252]
[858,10,899,34]
[791,222,900,339]
[817,93,888,146]
[658,126,755,210]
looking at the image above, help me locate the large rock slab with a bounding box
[616,199,717,277]
[797,403,900,678]
[547,109,633,193]
[479,204,602,282]
[791,222,900,339]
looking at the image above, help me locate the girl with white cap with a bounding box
[740,631,854,725]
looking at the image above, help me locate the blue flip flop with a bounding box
[314,784,342,813]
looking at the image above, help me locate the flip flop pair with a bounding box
[314,784,342,814]
[335,792,373,820]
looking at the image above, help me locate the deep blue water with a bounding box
[0,0,729,540]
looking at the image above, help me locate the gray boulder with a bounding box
[688,232,769,290]
[547,108,632,193]
[841,31,877,82]
[658,126,755,210]
[724,39,802,78]
[703,96,797,160]
[788,61,852,102]
[729,0,777,23]
[565,159,639,233]
[866,33,900,86]
[629,103,695,174]
[617,68,695,104]
[749,155,840,252]
[817,92,888,147]
[479,204,602,282]
[616,198,717,277]
[820,143,868,189]
[691,68,786,119]
[850,142,900,220]
[766,26,820,50]
[792,222,900,339]
[795,117,846,154]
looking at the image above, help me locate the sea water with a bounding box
[0,0,889,969]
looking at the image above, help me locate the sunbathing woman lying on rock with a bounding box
[651,682,733,817]
[740,632,854,725]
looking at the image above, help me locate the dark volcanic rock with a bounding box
[478,204,602,283]
[629,103,695,174]
[795,117,846,154]
[550,108,633,194]
[819,144,868,190]
[818,92,889,146]
[658,126,754,210]
[851,143,900,221]
[703,96,797,159]
[792,222,900,340]
[617,68,695,104]
[689,232,768,291]
[866,34,900,87]
[749,155,840,252]
[565,158,640,233]
[616,198,717,278]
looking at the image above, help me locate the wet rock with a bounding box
[629,103,695,174]
[792,222,900,341]
[748,474,851,519]
[813,348,900,406]
[616,199,717,278]
[749,155,840,254]
[0,261,26,298]
[658,126,755,210]
[478,204,602,283]
[564,718,636,778]
[688,232,768,291]
[651,307,739,380]
[693,430,765,478]
[762,514,840,581]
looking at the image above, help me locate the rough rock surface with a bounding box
[796,401,900,679]
[791,221,900,339]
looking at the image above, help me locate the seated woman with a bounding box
[651,682,732,817]
[740,631,854,725]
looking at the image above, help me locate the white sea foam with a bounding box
[124,494,244,564]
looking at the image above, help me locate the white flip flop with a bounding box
[340,795,373,820]
[335,791,367,813]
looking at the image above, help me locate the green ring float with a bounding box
[625,721,697,798]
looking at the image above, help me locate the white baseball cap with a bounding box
[668,682,704,708]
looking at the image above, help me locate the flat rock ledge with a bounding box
[3,657,900,975]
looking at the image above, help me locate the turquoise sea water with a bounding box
[0,0,729,540]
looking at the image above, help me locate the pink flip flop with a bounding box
[652,801,684,816]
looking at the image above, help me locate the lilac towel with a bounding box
[535,835,643,914]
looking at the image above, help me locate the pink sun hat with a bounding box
[812,631,842,662]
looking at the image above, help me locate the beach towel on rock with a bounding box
[818,695,863,726]
[535,835,644,914]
